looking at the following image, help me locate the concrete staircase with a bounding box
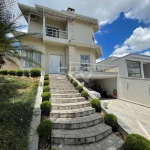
[50,74,124,150]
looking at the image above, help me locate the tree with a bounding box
[0,0,43,69]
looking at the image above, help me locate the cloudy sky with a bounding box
[17,0,150,61]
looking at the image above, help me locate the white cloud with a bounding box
[96,57,105,63]
[141,51,150,56]
[94,39,98,44]
[112,27,150,57]
[17,0,150,26]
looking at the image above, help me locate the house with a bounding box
[98,54,150,106]
[17,3,104,76]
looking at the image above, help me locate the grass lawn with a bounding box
[0,75,39,150]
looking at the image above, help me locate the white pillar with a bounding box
[28,14,30,33]
[140,61,144,79]
[43,15,46,36]
[67,20,69,40]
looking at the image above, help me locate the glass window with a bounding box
[126,61,141,78]
[80,55,90,70]
[25,52,41,68]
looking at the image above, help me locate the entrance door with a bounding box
[50,55,62,74]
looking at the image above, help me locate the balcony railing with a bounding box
[69,62,119,73]
[46,27,68,39]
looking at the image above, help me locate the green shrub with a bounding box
[104,114,118,129]
[41,92,51,101]
[44,74,49,76]
[90,98,101,112]
[16,70,23,76]
[49,148,57,150]
[70,78,74,83]
[81,90,89,99]
[43,86,50,92]
[30,68,41,77]
[76,85,83,93]
[41,101,52,115]
[8,70,16,75]
[44,80,49,86]
[24,70,29,77]
[73,80,78,87]
[0,69,8,75]
[44,76,49,80]
[124,134,150,150]
[37,120,53,138]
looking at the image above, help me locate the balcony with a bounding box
[68,62,119,79]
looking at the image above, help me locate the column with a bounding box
[28,14,30,33]
[43,15,46,36]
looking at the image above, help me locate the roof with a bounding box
[18,3,99,32]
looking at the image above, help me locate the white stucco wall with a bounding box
[143,63,150,78]
[74,20,93,44]
[118,77,150,106]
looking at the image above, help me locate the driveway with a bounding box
[101,99,150,140]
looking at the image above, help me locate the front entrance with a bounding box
[50,55,62,74]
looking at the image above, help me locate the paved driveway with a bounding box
[101,99,150,140]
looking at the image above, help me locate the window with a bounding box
[46,26,59,38]
[126,61,141,78]
[25,52,41,68]
[80,55,90,70]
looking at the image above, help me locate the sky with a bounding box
[16,0,150,62]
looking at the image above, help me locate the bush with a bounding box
[16,70,23,76]
[24,70,29,77]
[41,101,52,115]
[124,134,150,150]
[76,85,83,93]
[70,78,74,83]
[43,86,50,92]
[90,98,101,112]
[41,92,51,101]
[73,80,78,87]
[104,114,118,129]
[30,68,41,77]
[44,74,49,76]
[44,80,49,86]
[81,90,89,99]
[8,70,16,75]
[44,76,49,80]
[37,120,53,138]
[0,69,8,75]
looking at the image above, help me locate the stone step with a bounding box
[51,93,81,98]
[50,90,78,94]
[51,113,103,129]
[51,123,112,145]
[52,133,124,150]
[50,107,95,118]
[52,101,90,110]
[51,97,86,103]
[50,87,75,90]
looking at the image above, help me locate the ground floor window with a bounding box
[25,52,41,68]
[126,60,141,78]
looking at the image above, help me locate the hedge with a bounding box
[81,90,89,99]
[90,98,101,112]
[30,68,41,77]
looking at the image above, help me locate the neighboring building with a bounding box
[18,3,103,75]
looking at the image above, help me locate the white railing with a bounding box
[69,62,119,73]
[46,27,68,39]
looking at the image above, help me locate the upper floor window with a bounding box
[126,60,141,78]
[46,26,59,38]
[25,52,41,68]
[80,55,90,70]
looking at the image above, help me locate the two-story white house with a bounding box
[18,3,105,75]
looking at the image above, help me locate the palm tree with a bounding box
[0,0,43,69]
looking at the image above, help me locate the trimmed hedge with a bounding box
[124,134,150,150]
[104,114,118,129]
[37,120,53,138]
[70,78,74,83]
[43,86,50,92]
[24,70,29,77]
[44,80,49,86]
[8,70,16,75]
[16,70,23,76]
[76,85,83,93]
[44,74,49,76]
[81,90,89,99]
[0,69,8,75]
[44,76,49,80]
[41,92,51,101]
[90,98,101,112]
[73,81,78,87]
[30,68,41,77]
[40,101,52,115]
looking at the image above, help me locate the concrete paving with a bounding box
[101,99,150,140]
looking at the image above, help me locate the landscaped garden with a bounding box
[0,73,39,150]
